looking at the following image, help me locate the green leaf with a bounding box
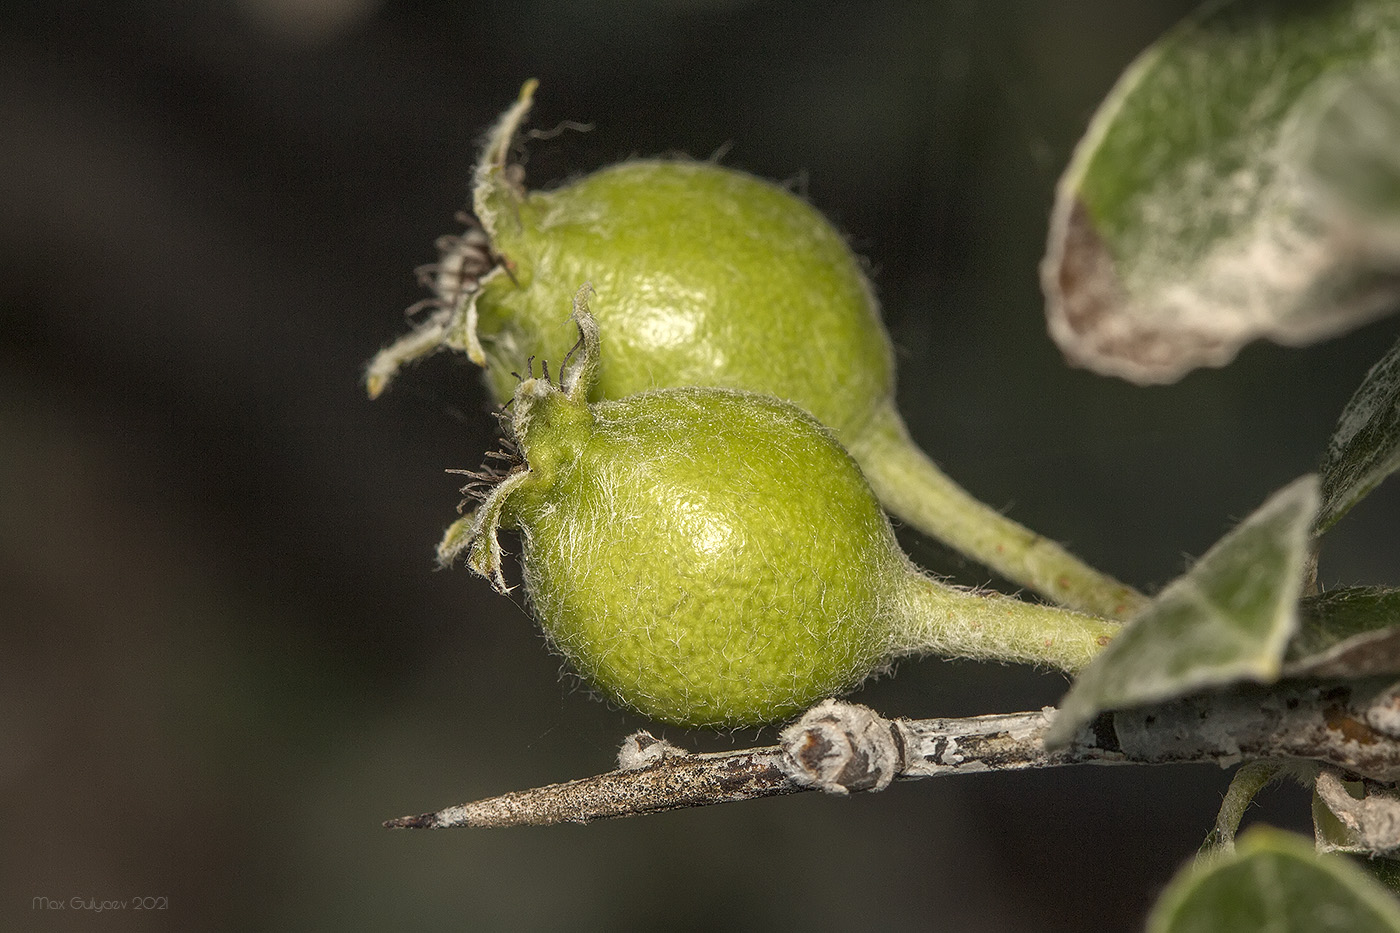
[1317,337,1400,533]
[1043,0,1400,385]
[1367,857,1400,898]
[1148,827,1400,933]
[1046,476,1318,748]
[1305,67,1400,231]
[1284,587,1400,678]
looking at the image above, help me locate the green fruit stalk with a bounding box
[371,81,1146,621]
[444,290,1118,728]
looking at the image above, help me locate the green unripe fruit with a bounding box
[457,81,889,448]
[374,81,1146,621]
[447,293,1119,728]
[472,159,891,445]
[510,388,901,727]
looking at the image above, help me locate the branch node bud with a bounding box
[617,731,689,771]
[778,699,903,795]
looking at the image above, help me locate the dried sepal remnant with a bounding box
[435,405,526,584]
[365,214,500,400]
[446,437,524,511]
[421,215,498,319]
[365,79,536,396]
[437,285,601,590]
[461,470,532,594]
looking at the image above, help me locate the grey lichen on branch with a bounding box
[385,681,1400,830]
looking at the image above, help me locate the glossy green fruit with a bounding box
[374,81,1145,621]
[447,293,1118,728]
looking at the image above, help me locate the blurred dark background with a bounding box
[3,1,1398,930]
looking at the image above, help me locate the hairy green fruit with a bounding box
[447,292,1118,728]
[472,159,890,443]
[374,81,1146,621]
[457,295,901,726]
[505,387,901,727]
